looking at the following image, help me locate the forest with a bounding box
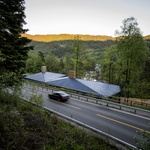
[1,1,150,149]
[24,35,115,82]
[24,29,150,99]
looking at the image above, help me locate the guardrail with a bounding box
[44,106,137,150]
[24,82,150,118]
[5,86,146,149]
[21,95,137,150]
[70,93,150,118]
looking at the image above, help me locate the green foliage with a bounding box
[71,35,92,78]
[101,45,118,84]
[63,52,74,73]
[115,17,148,98]
[134,124,150,150]
[26,53,44,73]
[28,40,113,58]
[133,81,150,99]
[22,17,150,99]
[29,85,44,107]
[140,40,150,83]
[0,90,118,150]
[25,37,114,76]
[25,37,111,77]
[44,53,60,72]
[0,0,33,88]
[99,17,150,98]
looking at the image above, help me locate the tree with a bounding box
[135,40,150,99]
[115,17,148,98]
[101,45,118,84]
[44,53,59,72]
[0,0,32,87]
[140,40,150,82]
[26,55,34,73]
[38,51,45,63]
[71,35,89,78]
[63,53,74,74]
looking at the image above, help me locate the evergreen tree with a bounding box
[0,0,32,87]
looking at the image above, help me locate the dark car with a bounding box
[48,91,69,101]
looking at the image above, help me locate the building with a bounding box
[24,66,120,97]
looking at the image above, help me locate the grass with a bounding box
[0,90,118,150]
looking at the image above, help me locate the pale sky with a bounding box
[24,0,150,37]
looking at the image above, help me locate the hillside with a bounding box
[144,34,150,40]
[22,33,115,42]
[22,33,150,42]
[27,39,114,58]
[23,34,115,58]
[0,91,118,150]
[24,33,150,59]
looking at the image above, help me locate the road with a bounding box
[22,85,150,148]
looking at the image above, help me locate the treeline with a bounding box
[22,33,115,42]
[25,39,150,99]
[25,37,114,78]
[25,19,150,99]
[27,39,114,57]
[24,34,115,72]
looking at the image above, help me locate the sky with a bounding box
[24,0,150,37]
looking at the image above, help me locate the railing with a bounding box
[24,82,150,118]
[68,93,150,117]
[44,106,138,150]
[5,85,146,150]
[20,93,138,150]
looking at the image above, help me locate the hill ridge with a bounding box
[22,33,116,42]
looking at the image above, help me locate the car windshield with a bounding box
[58,91,67,95]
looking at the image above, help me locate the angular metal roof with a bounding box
[24,72,120,97]
[47,77,120,97]
[24,72,67,83]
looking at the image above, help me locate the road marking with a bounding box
[50,99,81,110]
[62,102,81,110]
[72,98,150,120]
[27,91,81,110]
[97,114,150,134]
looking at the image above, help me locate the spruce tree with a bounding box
[0,0,32,87]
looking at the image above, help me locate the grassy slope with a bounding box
[0,90,118,150]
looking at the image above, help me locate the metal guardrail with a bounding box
[24,82,150,118]
[43,106,137,150]
[21,95,137,150]
[5,85,147,149]
[70,93,150,118]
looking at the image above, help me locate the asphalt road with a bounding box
[22,85,150,148]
